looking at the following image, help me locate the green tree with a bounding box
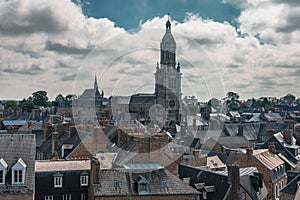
[281,93,296,105]
[19,98,35,112]
[224,92,241,111]
[32,90,49,107]
[4,100,17,109]
[55,94,65,102]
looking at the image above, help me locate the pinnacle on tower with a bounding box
[94,73,98,90]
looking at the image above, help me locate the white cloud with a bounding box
[0,0,299,101]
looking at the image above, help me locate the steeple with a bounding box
[160,15,176,67]
[166,14,171,30]
[94,74,98,90]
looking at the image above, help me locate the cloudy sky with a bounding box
[0,0,299,101]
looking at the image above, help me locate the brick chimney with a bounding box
[52,131,59,156]
[44,125,54,139]
[246,147,253,157]
[266,128,276,139]
[69,126,77,139]
[283,129,293,144]
[268,142,276,154]
[91,157,100,184]
[227,164,240,200]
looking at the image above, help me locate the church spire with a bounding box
[166,13,171,30]
[94,73,98,90]
[160,14,176,67]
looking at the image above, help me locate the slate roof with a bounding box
[94,165,200,197]
[281,174,300,195]
[179,164,268,200]
[129,93,155,105]
[224,123,260,141]
[258,132,299,165]
[0,134,35,194]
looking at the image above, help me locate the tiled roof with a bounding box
[0,134,35,194]
[35,160,90,172]
[94,167,200,197]
[253,149,284,170]
[281,174,300,195]
[207,156,226,169]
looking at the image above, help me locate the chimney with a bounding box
[268,142,276,154]
[246,147,253,157]
[69,126,77,139]
[193,118,197,130]
[296,125,300,146]
[238,123,243,136]
[52,132,59,156]
[283,129,293,144]
[227,164,240,200]
[266,128,276,139]
[92,157,100,184]
[44,125,53,139]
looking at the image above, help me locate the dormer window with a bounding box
[11,158,26,185]
[137,175,149,195]
[0,158,8,185]
[53,172,63,188]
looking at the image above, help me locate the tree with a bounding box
[224,92,241,111]
[4,100,17,109]
[19,98,35,112]
[32,90,49,107]
[281,93,296,105]
[208,97,220,109]
[55,94,65,102]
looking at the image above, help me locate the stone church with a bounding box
[129,17,182,134]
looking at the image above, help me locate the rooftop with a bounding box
[35,160,90,172]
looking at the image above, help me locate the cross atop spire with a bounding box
[166,14,171,30]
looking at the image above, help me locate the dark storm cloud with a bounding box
[0,2,66,35]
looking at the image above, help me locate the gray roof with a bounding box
[110,96,131,105]
[0,134,35,194]
[224,123,260,141]
[129,93,155,105]
[2,120,27,127]
[94,167,200,197]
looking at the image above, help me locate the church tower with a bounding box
[155,16,182,134]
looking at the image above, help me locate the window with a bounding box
[80,175,88,186]
[45,195,53,200]
[0,170,4,184]
[11,158,26,185]
[63,194,71,200]
[0,158,8,184]
[13,170,23,184]
[54,174,63,188]
[203,191,207,199]
[137,175,149,195]
[81,193,88,200]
